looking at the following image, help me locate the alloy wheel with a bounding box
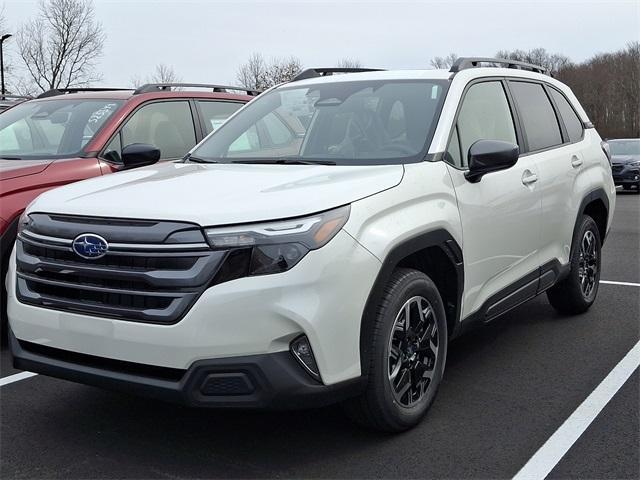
[578,230,598,299]
[388,295,439,407]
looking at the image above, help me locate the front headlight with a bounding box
[630,160,640,167]
[205,205,350,277]
[16,210,31,235]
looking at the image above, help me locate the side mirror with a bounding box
[121,143,161,170]
[465,140,519,183]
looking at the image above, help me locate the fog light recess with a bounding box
[290,335,321,382]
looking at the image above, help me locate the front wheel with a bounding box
[343,268,447,432]
[547,215,601,314]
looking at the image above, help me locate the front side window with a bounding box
[190,80,448,165]
[105,101,196,162]
[509,81,562,151]
[447,81,517,168]
[549,88,583,143]
[197,101,244,135]
[0,99,123,159]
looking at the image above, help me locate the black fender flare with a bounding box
[570,188,610,256]
[358,229,464,376]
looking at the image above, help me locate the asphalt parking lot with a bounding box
[1,191,638,480]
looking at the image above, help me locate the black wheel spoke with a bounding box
[388,295,439,407]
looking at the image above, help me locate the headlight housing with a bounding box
[205,205,350,278]
[16,210,31,235]
[630,160,640,168]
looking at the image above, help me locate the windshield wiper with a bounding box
[0,156,22,160]
[230,158,336,166]
[183,153,217,164]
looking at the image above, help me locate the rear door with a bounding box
[445,79,542,319]
[508,81,586,272]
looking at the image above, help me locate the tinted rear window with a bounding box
[509,82,562,152]
[549,88,583,143]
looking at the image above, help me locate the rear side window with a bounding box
[197,101,243,135]
[447,81,517,168]
[509,82,562,152]
[549,89,583,143]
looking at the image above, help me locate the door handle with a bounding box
[522,170,538,185]
[571,156,583,168]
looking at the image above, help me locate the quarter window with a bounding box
[447,81,517,168]
[549,88,583,143]
[509,82,562,151]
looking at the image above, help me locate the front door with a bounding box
[444,80,542,319]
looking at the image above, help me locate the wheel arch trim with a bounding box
[358,229,464,376]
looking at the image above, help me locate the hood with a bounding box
[0,159,53,180]
[611,154,640,165]
[30,161,404,226]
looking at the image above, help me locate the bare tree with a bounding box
[150,63,181,83]
[337,58,362,68]
[0,4,14,93]
[495,48,572,74]
[131,63,182,88]
[430,53,458,69]
[236,52,268,90]
[557,42,639,138]
[16,0,105,92]
[236,53,302,90]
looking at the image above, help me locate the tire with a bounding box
[343,268,448,432]
[547,215,601,315]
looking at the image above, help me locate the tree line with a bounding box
[2,0,638,138]
[430,45,639,139]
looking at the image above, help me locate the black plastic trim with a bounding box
[457,259,569,336]
[360,229,464,370]
[10,331,364,409]
[571,188,610,249]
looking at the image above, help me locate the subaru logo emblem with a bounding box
[72,233,108,259]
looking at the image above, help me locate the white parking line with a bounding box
[0,371,38,386]
[513,340,640,480]
[600,280,640,287]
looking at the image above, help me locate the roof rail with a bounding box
[0,94,33,101]
[133,83,261,96]
[449,57,549,76]
[36,87,132,99]
[291,68,386,82]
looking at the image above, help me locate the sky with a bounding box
[2,0,639,88]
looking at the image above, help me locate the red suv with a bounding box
[0,83,257,328]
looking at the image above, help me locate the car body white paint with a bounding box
[6,66,616,388]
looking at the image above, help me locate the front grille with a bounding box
[15,214,226,324]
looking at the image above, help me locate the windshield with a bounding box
[0,98,124,159]
[190,79,448,165]
[609,139,640,156]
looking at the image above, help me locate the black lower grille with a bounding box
[15,214,226,324]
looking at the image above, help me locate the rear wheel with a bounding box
[547,215,601,314]
[343,268,447,432]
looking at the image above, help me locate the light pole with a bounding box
[0,33,12,100]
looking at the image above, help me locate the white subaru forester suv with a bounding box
[7,59,615,432]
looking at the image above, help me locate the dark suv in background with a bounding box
[0,83,258,334]
[609,138,640,191]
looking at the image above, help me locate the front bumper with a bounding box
[10,329,364,409]
[7,230,381,386]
